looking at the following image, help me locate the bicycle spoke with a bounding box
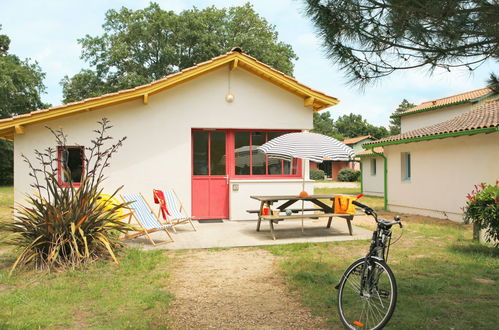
[338,259,397,330]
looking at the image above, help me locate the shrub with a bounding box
[337,168,360,182]
[463,181,499,246]
[5,118,135,274]
[310,169,325,180]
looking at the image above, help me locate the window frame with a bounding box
[191,129,302,180]
[57,146,85,188]
[231,129,302,179]
[370,158,377,176]
[401,152,411,182]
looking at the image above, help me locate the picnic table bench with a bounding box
[249,195,362,240]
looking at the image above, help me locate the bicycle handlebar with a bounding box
[352,200,374,214]
[352,200,403,228]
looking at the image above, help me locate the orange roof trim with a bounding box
[0,49,340,140]
[343,135,374,145]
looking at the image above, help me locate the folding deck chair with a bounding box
[121,193,174,245]
[154,189,197,232]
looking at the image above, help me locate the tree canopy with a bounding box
[304,0,499,85]
[335,113,389,139]
[0,27,48,119]
[389,99,415,135]
[0,26,48,185]
[61,2,297,103]
[312,112,390,140]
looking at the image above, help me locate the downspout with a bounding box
[369,146,388,210]
[359,161,363,194]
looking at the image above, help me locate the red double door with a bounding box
[191,130,230,219]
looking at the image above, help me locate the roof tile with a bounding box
[366,99,499,146]
[400,87,493,116]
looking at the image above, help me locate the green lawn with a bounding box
[1,186,497,328]
[0,187,175,328]
[265,213,498,329]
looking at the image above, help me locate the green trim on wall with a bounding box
[359,161,363,194]
[366,127,498,148]
[357,153,383,158]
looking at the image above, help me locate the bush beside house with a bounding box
[337,168,360,182]
[310,169,325,180]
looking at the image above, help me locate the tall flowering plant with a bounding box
[463,181,499,246]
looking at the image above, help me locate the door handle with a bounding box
[224,175,229,184]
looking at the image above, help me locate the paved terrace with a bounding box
[125,216,373,250]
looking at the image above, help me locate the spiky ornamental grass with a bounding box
[5,118,136,274]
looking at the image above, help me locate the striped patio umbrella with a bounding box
[258,131,355,163]
[258,132,355,231]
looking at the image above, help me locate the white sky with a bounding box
[1,0,497,126]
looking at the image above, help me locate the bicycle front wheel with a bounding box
[337,258,397,330]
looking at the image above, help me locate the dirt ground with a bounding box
[166,248,328,329]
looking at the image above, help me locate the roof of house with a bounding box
[356,147,383,157]
[0,47,339,140]
[343,135,374,145]
[393,87,494,118]
[365,99,499,147]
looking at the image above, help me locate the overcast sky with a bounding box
[1,0,497,126]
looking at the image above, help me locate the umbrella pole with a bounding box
[301,176,305,232]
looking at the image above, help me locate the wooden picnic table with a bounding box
[248,195,362,240]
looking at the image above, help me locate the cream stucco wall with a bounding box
[361,157,384,197]
[13,65,315,220]
[385,132,499,221]
[401,103,472,133]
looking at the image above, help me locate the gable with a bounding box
[0,49,339,140]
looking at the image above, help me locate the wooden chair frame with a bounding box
[155,189,197,232]
[120,193,174,246]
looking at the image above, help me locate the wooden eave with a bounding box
[0,51,339,139]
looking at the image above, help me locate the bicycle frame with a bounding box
[359,212,394,296]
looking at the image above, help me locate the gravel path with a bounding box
[166,248,328,329]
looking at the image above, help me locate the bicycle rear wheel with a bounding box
[337,258,397,330]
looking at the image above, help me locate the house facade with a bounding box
[0,49,339,221]
[357,147,384,197]
[363,89,498,222]
[314,135,373,180]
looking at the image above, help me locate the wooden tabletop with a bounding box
[250,195,337,202]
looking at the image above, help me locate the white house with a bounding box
[0,48,340,221]
[362,89,498,222]
[357,147,384,197]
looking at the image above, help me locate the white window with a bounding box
[370,158,376,176]
[401,152,411,181]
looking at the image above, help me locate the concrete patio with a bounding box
[125,216,373,250]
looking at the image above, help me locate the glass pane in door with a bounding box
[193,131,209,175]
[210,131,226,175]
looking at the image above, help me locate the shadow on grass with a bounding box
[449,242,499,258]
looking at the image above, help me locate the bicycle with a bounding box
[336,200,403,330]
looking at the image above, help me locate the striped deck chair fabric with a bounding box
[121,193,174,245]
[162,189,197,231]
